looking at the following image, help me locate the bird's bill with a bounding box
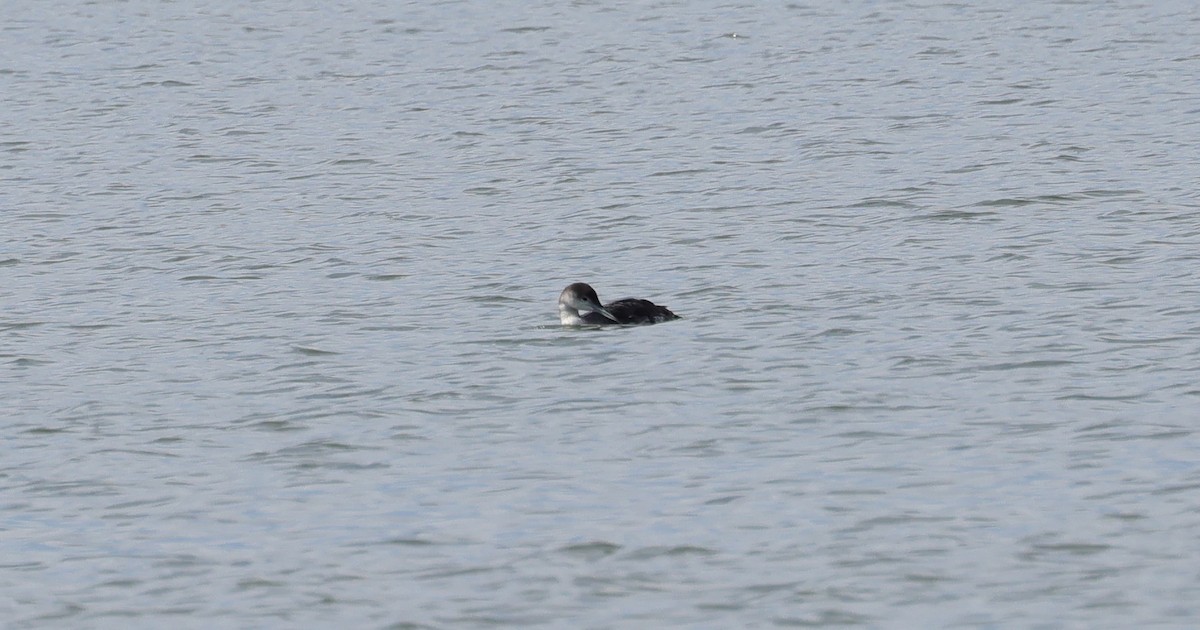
[593,306,619,323]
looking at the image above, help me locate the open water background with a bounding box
[4,1,1200,627]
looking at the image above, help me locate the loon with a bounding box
[558,282,680,326]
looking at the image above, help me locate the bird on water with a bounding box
[558,282,679,326]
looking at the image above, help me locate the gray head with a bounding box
[558,282,618,325]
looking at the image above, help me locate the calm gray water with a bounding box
[4,0,1200,627]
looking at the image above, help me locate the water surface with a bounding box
[4,1,1200,627]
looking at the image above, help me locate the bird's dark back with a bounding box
[606,298,679,324]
